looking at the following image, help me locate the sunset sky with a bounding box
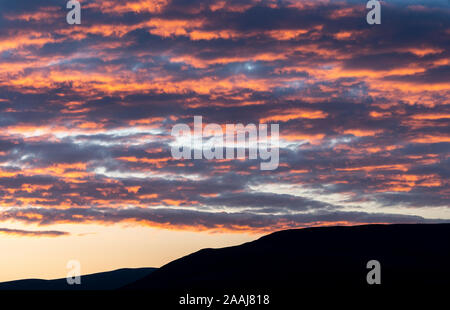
[0,0,449,282]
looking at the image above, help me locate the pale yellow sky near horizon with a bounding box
[0,222,261,282]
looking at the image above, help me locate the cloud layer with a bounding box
[0,0,448,233]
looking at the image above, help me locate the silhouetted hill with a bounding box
[124,224,450,289]
[0,268,156,290]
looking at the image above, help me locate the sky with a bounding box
[0,0,449,281]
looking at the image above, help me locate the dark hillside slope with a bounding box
[125,224,450,289]
[0,268,156,290]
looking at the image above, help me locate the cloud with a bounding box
[0,207,444,234]
[0,227,69,237]
[0,0,448,233]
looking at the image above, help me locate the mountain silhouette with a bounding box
[0,268,156,290]
[2,224,449,292]
[124,224,450,289]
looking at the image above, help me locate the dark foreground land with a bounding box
[124,223,450,290]
[1,224,449,306]
[0,268,156,290]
